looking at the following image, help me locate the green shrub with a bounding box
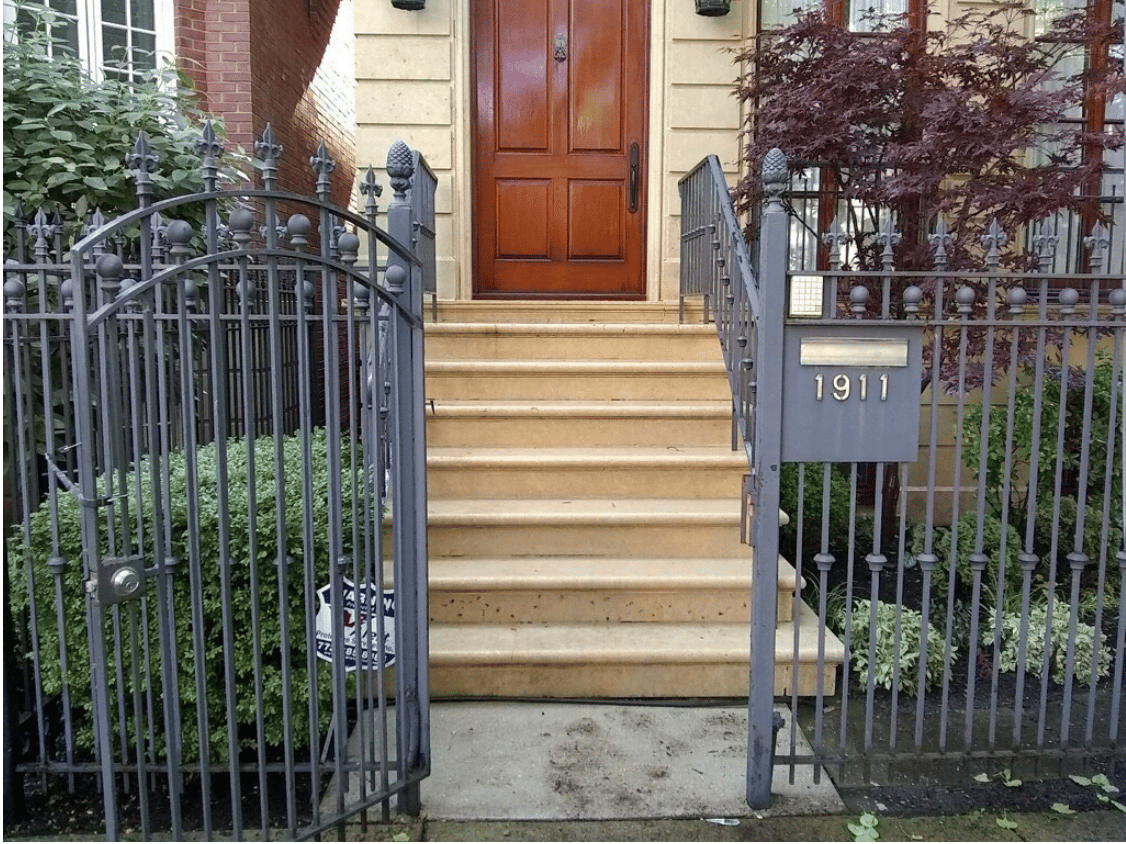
[780,463,874,564]
[983,602,1112,686]
[907,511,1027,612]
[7,428,376,763]
[830,598,952,695]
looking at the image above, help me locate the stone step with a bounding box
[428,556,798,625]
[427,447,747,499]
[426,360,731,401]
[425,322,722,362]
[427,301,706,325]
[425,400,734,448]
[428,602,843,698]
[426,498,747,559]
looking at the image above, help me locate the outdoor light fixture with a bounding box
[390,0,425,9]
[695,0,731,15]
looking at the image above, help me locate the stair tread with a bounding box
[427,322,718,336]
[428,556,797,589]
[427,400,732,415]
[430,603,843,664]
[427,497,741,523]
[428,446,746,466]
[427,360,725,373]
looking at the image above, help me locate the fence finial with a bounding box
[1032,218,1057,275]
[196,121,224,191]
[980,218,1007,269]
[823,219,847,269]
[876,216,901,271]
[256,123,283,190]
[127,133,159,206]
[4,258,26,313]
[761,148,788,211]
[29,208,57,264]
[1084,222,1109,273]
[929,217,954,271]
[361,166,383,222]
[386,141,414,201]
[310,142,336,200]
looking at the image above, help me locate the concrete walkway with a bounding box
[326,701,844,821]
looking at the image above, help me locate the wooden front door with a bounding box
[471,0,648,298]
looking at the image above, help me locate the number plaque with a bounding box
[780,324,923,463]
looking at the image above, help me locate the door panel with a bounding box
[473,0,648,298]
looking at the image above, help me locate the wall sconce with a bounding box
[695,0,731,15]
[391,0,425,9]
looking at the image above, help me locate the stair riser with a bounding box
[426,414,733,448]
[428,303,705,324]
[429,662,836,698]
[430,587,793,624]
[427,523,747,559]
[426,373,731,402]
[426,333,721,362]
[427,465,747,500]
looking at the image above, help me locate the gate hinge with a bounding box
[87,556,146,606]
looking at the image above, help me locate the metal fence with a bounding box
[680,149,1125,808]
[3,124,434,839]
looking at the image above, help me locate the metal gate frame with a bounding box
[5,124,433,839]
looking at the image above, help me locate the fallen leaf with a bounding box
[1052,802,1077,815]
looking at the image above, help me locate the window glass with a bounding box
[759,0,813,30]
[847,0,907,32]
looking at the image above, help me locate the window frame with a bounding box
[11,0,174,83]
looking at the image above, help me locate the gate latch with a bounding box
[89,556,146,606]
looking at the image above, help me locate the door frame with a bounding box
[466,0,652,301]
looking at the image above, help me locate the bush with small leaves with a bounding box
[7,429,379,764]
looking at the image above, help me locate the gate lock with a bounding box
[90,556,146,606]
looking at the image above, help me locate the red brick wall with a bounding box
[173,0,355,208]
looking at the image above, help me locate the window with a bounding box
[758,0,914,31]
[1031,0,1124,274]
[14,0,172,84]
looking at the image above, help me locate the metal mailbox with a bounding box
[780,323,923,463]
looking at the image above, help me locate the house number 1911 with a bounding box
[814,372,889,402]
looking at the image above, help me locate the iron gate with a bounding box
[681,149,1125,807]
[4,124,433,839]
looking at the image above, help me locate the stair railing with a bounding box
[678,151,790,810]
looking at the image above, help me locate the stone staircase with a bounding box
[422,303,842,698]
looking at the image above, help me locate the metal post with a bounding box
[746,148,789,809]
[387,141,425,816]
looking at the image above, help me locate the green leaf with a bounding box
[996,818,1019,830]
[82,176,109,191]
[1051,803,1077,815]
[1110,800,1126,813]
[1070,774,1092,786]
[974,772,991,783]
[391,834,410,843]
[1003,778,1022,788]
[860,813,879,828]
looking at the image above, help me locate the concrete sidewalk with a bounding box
[325,701,1126,841]
[327,701,843,821]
